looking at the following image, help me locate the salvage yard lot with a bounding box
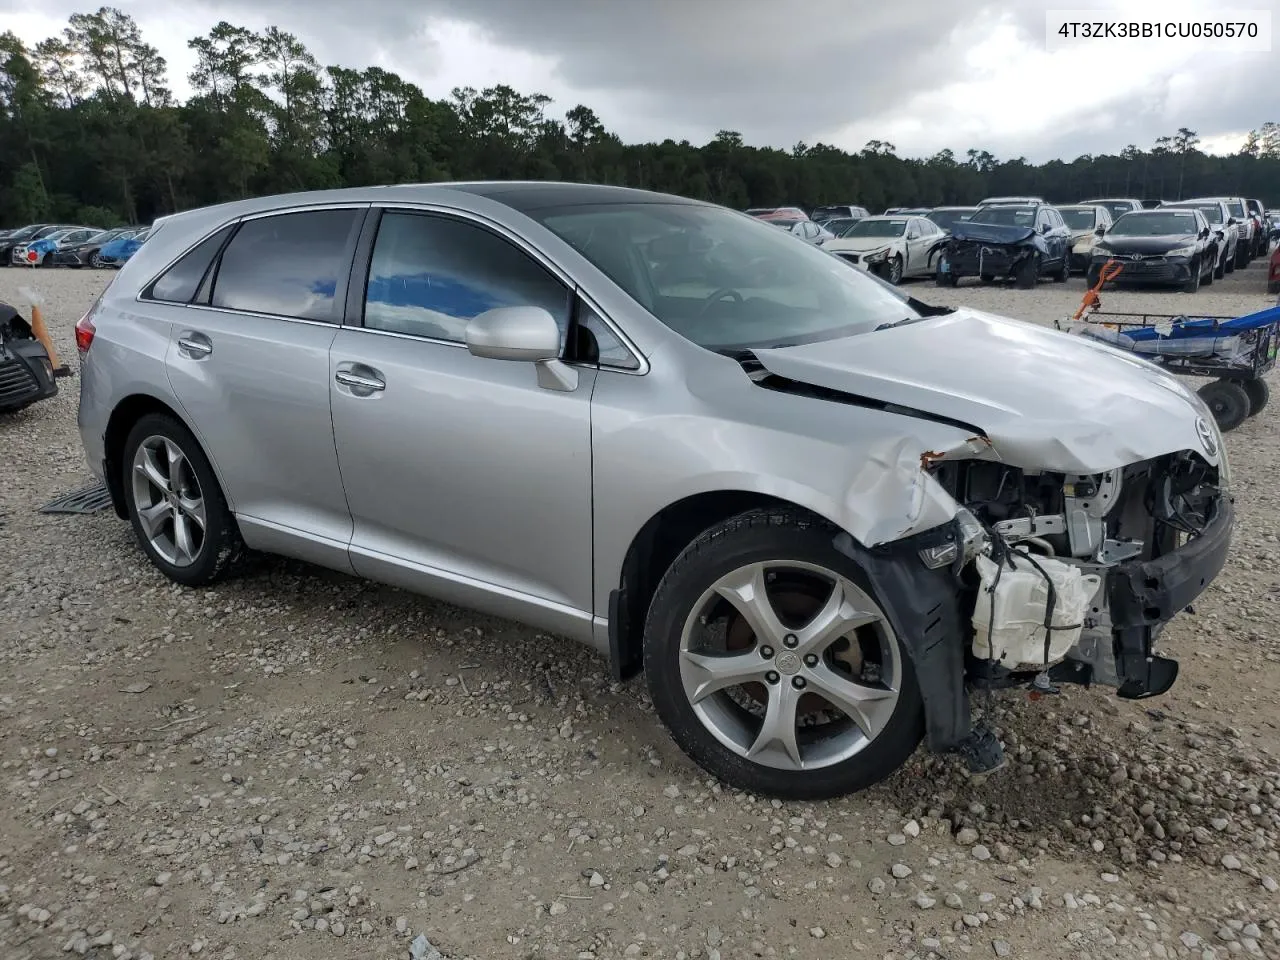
[2,266,1280,960]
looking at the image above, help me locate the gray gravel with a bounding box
[2,263,1279,960]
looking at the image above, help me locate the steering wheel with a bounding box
[697,287,744,316]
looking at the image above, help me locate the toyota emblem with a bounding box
[1195,417,1218,457]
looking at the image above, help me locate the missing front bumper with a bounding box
[1067,496,1234,698]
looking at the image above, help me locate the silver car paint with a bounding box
[79,183,1214,664]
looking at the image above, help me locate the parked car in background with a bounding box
[978,196,1045,205]
[1160,199,1237,278]
[96,227,151,267]
[0,224,66,266]
[811,204,870,224]
[1080,198,1144,222]
[924,206,978,234]
[1057,204,1113,272]
[1210,197,1255,267]
[823,214,945,283]
[746,207,808,222]
[1089,208,1217,292]
[820,217,862,238]
[1268,210,1280,245]
[1245,199,1267,256]
[73,181,1235,799]
[883,207,930,216]
[1140,199,1168,209]
[1269,243,1280,294]
[11,226,103,267]
[771,219,835,245]
[52,227,136,268]
[936,202,1071,288]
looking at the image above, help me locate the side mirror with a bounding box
[1227,217,1238,225]
[1041,223,1051,234]
[1200,227,1210,239]
[465,306,578,392]
[1094,224,1106,236]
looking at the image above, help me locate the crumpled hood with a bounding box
[825,236,898,253]
[949,222,1036,245]
[752,308,1220,475]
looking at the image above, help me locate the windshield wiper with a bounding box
[874,316,930,331]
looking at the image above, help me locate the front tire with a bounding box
[1054,254,1069,283]
[1015,254,1039,289]
[1182,259,1201,293]
[122,413,243,587]
[643,508,924,800]
[886,255,904,285]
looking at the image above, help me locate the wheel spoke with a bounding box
[137,500,169,539]
[681,649,768,704]
[805,663,897,739]
[172,512,197,564]
[176,493,206,530]
[136,445,169,493]
[713,563,787,646]
[794,580,880,657]
[747,684,803,769]
[163,440,186,488]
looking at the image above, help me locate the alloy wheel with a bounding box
[130,435,207,567]
[678,560,901,771]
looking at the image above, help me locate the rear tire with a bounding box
[979,273,995,284]
[1197,380,1250,433]
[122,413,244,587]
[1243,378,1270,417]
[643,508,925,800]
[1054,254,1069,283]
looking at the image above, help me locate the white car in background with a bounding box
[822,214,945,284]
[1057,204,1113,272]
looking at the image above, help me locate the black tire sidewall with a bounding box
[122,412,238,587]
[1243,378,1270,417]
[1198,381,1249,432]
[643,511,925,800]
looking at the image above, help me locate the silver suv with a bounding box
[76,182,1234,798]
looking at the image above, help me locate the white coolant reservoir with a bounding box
[971,553,1102,669]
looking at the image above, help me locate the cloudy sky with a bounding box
[2,0,1276,161]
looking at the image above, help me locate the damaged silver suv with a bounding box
[76,183,1233,799]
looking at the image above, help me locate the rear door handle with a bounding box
[335,362,385,395]
[177,331,213,359]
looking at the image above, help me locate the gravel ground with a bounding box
[2,263,1279,960]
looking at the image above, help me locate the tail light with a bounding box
[75,296,102,355]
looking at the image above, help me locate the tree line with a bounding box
[2,6,1279,228]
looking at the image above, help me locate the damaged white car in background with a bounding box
[77,184,1233,801]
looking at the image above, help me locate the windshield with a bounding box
[85,230,115,243]
[1226,200,1245,217]
[1085,200,1132,221]
[823,218,860,236]
[926,209,974,230]
[32,226,64,239]
[843,218,907,238]
[1061,208,1099,230]
[1166,203,1222,225]
[531,202,928,352]
[46,229,77,242]
[8,225,43,240]
[1110,212,1199,236]
[971,206,1036,226]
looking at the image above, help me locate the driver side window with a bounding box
[363,211,572,345]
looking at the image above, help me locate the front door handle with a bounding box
[177,331,213,359]
[335,362,385,395]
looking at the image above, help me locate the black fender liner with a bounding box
[832,521,970,754]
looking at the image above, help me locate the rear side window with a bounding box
[146,225,235,304]
[1226,200,1245,217]
[210,209,363,322]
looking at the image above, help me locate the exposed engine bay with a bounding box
[929,452,1228,693]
